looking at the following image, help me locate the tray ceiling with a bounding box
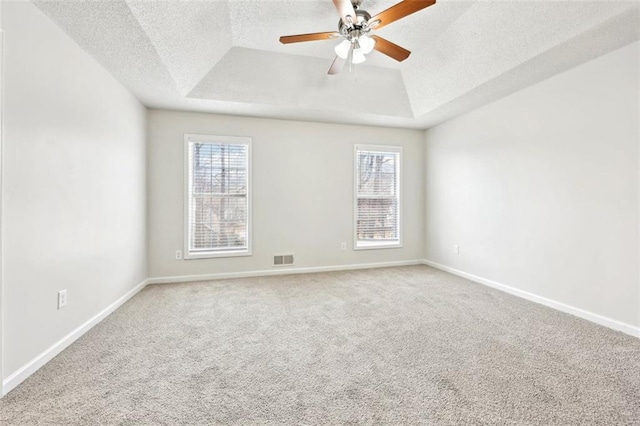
[33,0,639,129]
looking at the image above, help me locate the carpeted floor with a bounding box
[1,265,639,425]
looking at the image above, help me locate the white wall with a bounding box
[0,0,4,386]
[424,42,639,329]
[2,2,147,378]
[148,110,424,279]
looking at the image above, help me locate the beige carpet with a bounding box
[1,265,639,425]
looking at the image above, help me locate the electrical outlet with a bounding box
[57,289,67,309]
[454,245,460,255]
[341,242,347,251]
[175,250,183,260]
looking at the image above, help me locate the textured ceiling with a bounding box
[33,0,639,129]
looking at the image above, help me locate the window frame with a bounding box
[183,133,252,260]
[353,144,403,250]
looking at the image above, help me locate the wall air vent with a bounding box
[273,254,294,267]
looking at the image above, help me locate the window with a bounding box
[185,134,251,258]
[354,145,401,249]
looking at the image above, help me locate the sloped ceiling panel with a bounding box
[34,0,179,105]
[412,5,640,128]
[188,47,413,117]
[403,0,640,118]
[125,0,233,96]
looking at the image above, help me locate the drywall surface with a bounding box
[425,42,639,328]
[2,2,147,378]
[148,110,424,278]
[0,0,4,387]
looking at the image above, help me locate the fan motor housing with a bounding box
[338,9,372,36]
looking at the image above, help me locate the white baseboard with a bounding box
[147,259,423,284]
[422,259,640,339]
[5,258,635,397]
[1,260,418,397]
[2,279,149,397]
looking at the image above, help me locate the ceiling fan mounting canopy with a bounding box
[279,0,437,75]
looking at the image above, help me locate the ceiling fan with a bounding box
[279,0,436,75]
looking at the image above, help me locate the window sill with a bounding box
[184,250,252,260]
[354,241,402,250]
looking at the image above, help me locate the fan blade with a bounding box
[371,35,411,62]
[328,55,346,75]
[369,0,436,30]
[332,0,357,26]
[279,32,339,44]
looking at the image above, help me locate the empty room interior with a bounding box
[0,0,639,424]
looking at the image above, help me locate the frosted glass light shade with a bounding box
[352,49,366,64]
[334,40,352,59]
[359,35,375,54]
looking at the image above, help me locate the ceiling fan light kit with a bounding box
[358,35,376,54]
[279,0,437,75]
[334,39,352,59]
[352,49,367,64]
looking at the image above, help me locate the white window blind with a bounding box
[185,135,251,258]
[354,145,401,249]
